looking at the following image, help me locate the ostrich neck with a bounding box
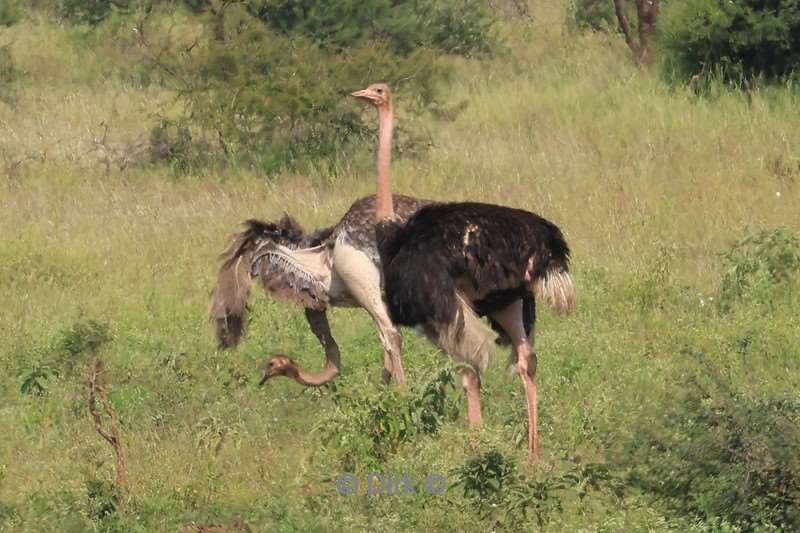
[376,104,395,220]
[289,362,340,387]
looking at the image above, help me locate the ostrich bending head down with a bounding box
[352,82,576,462]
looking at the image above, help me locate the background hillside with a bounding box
[1,1,799,531]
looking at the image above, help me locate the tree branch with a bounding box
[612,0,638,58]
[88,360,128,503]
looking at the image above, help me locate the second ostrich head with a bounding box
[259,352,340,387]
[259,355,297,384]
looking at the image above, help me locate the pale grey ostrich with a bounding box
[209,102,428,387]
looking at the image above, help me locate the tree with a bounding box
[612,0,659,67]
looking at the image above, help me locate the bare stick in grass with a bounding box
[88,359,128,502]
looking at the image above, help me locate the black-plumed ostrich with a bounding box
[351,83,576,462]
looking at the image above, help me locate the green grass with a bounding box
[2,3,799,531]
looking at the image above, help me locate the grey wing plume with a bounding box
[250,241,333,311]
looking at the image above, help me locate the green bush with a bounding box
[133,0,495,171]
[718,228,800,311]
[452,449,624,528]
[567,0,616,32]
[60,0,117,25]
[251,0,495,57]
[661,0,800,84]
[624,367,800,530]
[322,368,457,470]
[0,0,22,26]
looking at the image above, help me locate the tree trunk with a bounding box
[635,0,659,67]
[612,0,659,68]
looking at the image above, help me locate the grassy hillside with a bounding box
[2,2,799,531]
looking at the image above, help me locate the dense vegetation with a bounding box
[2,1,799,531]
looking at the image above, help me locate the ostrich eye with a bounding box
[268,361,275,368]
[376,88,383,94]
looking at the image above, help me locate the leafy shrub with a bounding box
[661,0,800,84]
[57,318,112,371]
[452,449,624,528]
[252,0,495,57]
[0,0,22,26]
[148,119,203,172]
[133,0,495,171]
[624,368,800,530]
[451,449,516,503]
[0,44,20,104]
[85,478,118,520]
[322,368,457,470]
[60,0,116,25]
[567,0,616,32]
[19,363,60,396]
[718,228,800,311]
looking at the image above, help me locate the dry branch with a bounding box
[88,359,128,501]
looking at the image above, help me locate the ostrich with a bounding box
[209,166,428,386]
[350,83,576,462]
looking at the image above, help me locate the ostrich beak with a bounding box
[350,89,370,99]
[259,373,270,386]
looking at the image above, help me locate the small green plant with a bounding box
[323,368,457,470]
[451,448,516,503]
[718,228,800,311]
[57,319,112,371]
[19,363,60,396]
[85,477,118,520]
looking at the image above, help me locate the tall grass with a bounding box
[1,2,799,531]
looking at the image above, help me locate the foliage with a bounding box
[60,0,117,25]
[661,0,800,84]
[567,0,616,32]
[0,0,22,27]
[85,477,119,520]
[718,228,800,311]
[19,363,60,397]
[131,0,495,171]
[18,319,110,396]
[322,368,457,470]
[624,365,800,530]
[0,44,17,104]
[57,318,112,371]
[251,0,495,57]
[452,449,624,528]
[450,448,516,502]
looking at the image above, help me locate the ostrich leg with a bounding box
[332,241,406,387]
[459,367,483,425]
[304,308,341,378]
[492,299,539,463]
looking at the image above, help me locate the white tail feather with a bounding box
[533,270,576,314]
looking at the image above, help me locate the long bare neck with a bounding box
[376,103,395,220]
[287,361,340,387]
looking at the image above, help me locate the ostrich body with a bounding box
[210,195,428,387]
[352,83,576,462]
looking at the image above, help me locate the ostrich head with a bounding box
[350,83,392,109]
[259,355,297,384]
